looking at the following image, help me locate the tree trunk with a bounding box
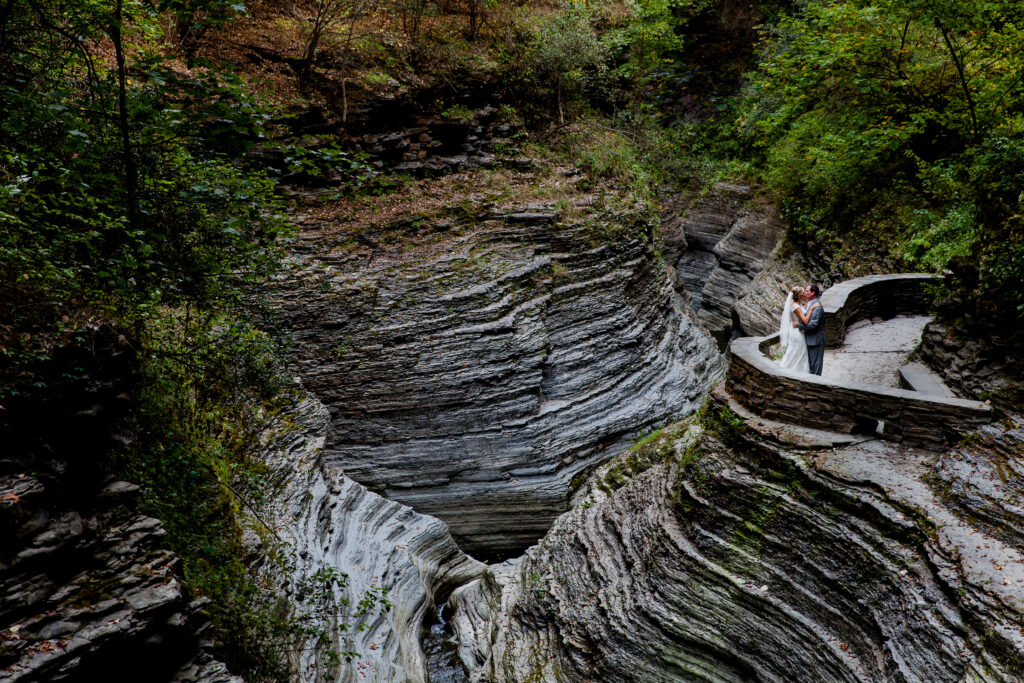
[110,0,138,228]
[936,20,979,142]
[557,75,564,124]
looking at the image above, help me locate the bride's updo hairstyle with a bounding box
[791,286,804,299]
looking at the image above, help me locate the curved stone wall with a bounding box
[727,274,991,449]
[819,273,936,347]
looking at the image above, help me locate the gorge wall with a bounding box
[0,331,238,683]
[273,195,724,559]
[451,393,1024,682]
[251,396,484,683]
[661,183,793,349]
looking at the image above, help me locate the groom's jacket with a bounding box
[799,301,826,347]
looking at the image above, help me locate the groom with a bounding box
[798,284,825,375]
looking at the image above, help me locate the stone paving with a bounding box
[823,314,932,388]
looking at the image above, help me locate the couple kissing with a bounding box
[778,284,825,375]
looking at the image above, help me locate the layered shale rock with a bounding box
[254,396,485,682]
[661,184,788,348]
[916,321,1023,404]
[930,416,1024,550]
[452,394,1024,681]
[273,198,723,559]
[357,106,526,177]
[0,332,236,683]
[0,476,239,683]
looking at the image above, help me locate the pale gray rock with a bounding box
[453,396,1024,681]
[273,205,724,559]
[253,396,486,682]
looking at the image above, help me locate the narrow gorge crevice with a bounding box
[661,183,811,348]
[253,396,485,683]
[272,193,725,560]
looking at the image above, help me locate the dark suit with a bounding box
[799,300,826,375]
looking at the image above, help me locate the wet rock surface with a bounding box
[823,315,933,388]
[453,392,1024,681]
[273,200,723,559]
[930,415,1024,550]
[255,396,485,683]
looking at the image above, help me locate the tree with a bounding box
[747,0,1024,346]
[529,2,609,124]
[299,0,372,123]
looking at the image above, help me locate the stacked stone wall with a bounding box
[728,274,991,449]
[821,273,935,347]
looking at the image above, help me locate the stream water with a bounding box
[423,603,468,682]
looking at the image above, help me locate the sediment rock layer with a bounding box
[274,202,723,558]
[0,333,237,683]
[453,397,1024,681]
[256,397,485,683]
[662,184,786,348]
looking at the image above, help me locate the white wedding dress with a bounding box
[778,293,810,373]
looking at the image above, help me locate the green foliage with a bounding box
[577,0,1024,350]
[604,0,702,77]
[703,403,747,449]
[525,2,610,122]
[0,1,295,398]
[527,570,548,600]
[742,0,1024,345]
[116,313,298,679]
[441,104,475,121]
[0,0,385,677]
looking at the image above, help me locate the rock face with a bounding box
[730,249,825,339]
[916,321,1022,404]
[356,106,525,177]
[0,331,237,683]
[0,475,239,683]
[255,395,486,683]
[452,393,1024,681]
[661,184,787,348]
[274,202,723,559]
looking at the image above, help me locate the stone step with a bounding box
[899,361,956,398]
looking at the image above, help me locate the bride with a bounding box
[778,286,810,373]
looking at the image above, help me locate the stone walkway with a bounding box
[823,314,932,388]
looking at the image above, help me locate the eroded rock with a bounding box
[253,396,485,682]
[273,203,724,559]
[0,330,238,682]
[661,183,788,348]
[453,395,1024,681]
